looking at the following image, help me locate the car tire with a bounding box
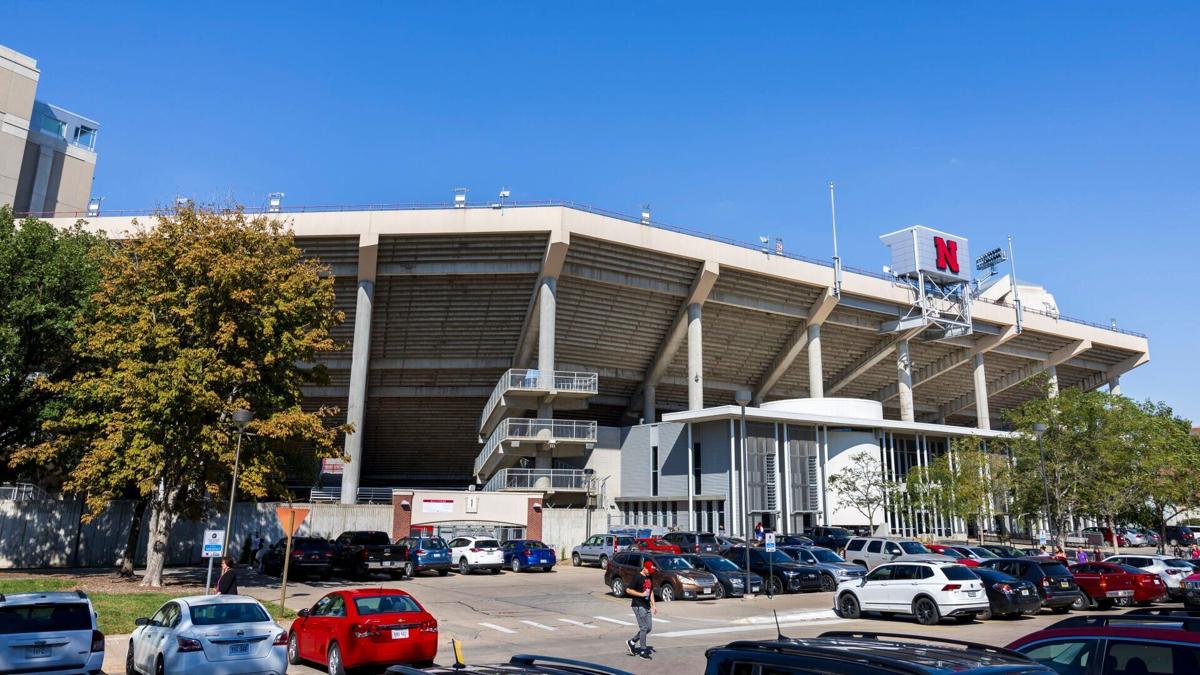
[572,553,581,566]
[327,642,347,675]
[954,614,975,624]
[1098,599,1116,610]
[403,561,414,578]
[611,577,625,597]
[660,584,675,602]
[512,558,522,573]
[714,583,727,599]
[490,567,500,575]
[837,593,861,619]
[977,607,993,621]
[599,555,609,570]
[287,632,301,665]
[389,571,404,580]
[459,558,471,575]
[125,641,137,675]
[820,574,837,592]
[1071,592,1094,610]
[914,597,941,626]
[1051,605,1071,614]
[155,655,164,675]
[766,575,783,597]
[437,569,449,577]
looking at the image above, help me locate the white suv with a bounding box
[842,537,954,570]
[834,561,988,626]
[448,535,505,575]
[1105,553,1194,599]
[0,590,104,675]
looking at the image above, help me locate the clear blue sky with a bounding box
[5,2,1197,422]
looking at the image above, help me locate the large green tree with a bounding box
[14,205,345,586]
[914,437,1013,543]
[0,206,107,480]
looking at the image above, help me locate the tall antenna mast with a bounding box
[829,181,843,297]
[1007,234,1023,333]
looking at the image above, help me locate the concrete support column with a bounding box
[1108,376,1121,396]
[341,233,379,504]
[687,303,703,410]
[896,339,915,423]
[29,145,55,215]
[1047,365,1059,398]
[643,385,656,424]
[973,353,991,431]
[807,324,824,398]
[537,277,556,419]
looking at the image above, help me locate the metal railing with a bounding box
[308,487,395,503]
[479,369,599,432]
[483,468,590,492]
[475,418,598,478]
[0,483,48,501]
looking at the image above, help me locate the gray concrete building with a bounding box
[0,44,99,216]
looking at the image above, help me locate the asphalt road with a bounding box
[101,555,1190,674]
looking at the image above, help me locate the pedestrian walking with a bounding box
[1075,548,1088,565]
[1190,543,1200,560]
[1091,546,1102,562]
[754,522,765,543]
[214,556,239,595]
[625,559,657,660]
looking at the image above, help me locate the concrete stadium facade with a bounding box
[52,203,1149,536]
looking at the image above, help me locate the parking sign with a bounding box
[202,529,225,558]
[764,532,776,552]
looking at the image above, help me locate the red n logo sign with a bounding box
[934,236,960,274]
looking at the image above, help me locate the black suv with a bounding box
[806,526,854,551]
[977,557,1079,612]
[704,633,1053,674]
[662,531,720,554]
[257,536,333,579]
[722,546,822,595]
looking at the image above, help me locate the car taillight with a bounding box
[415,549,426,555]
[419,618,438,633]
[360,550,369,560]
[941,584,961,591]
[470,547,481,552]
[323,550,332,557]
[524,551,535,558]
[1099,577,1108,591]
[1041,577,1051,587]
[291,549,304,557]
[273,632,288,646]
[1168,569,1185,575]
[90,630,105,652]
[352,623,379,639]
[992,583,1012,593]
[176,637,203,653]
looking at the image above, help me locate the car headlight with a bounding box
[680,577,698,586]
[835,568,851,576]
[730,578,744,586]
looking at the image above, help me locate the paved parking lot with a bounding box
[99,556,1188,673]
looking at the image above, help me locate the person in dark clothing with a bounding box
[215,556,239,595]
[625,559,657,660]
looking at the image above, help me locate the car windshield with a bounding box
[762,550,795,565]
[808,548,845,563]
[942,566,979,581]
[968,547,999,558]
[0,602,90,634]
[1166,559,1193,568]
[899,542,929,554]
[828,528,851,536]
[293,539,330,551]
[420,538,447,549]
[190,602,270,625]
[940,548,967,559]
[475,540,500,548]
[522,541,548,549]
[698,534,718,544]
[617,537,634,546]
[699,556,741,572]
[654,556,694,571]
[354,595,422,615]
[1114,564,1149,575]
[1038,563,1072,577]
[353,532,390,546]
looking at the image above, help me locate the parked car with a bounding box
[1082,526,1131,548]
[258,536,333,579]
[501,539,556,572]
[662,531,721,554]
[834,561,989,625]
[705,633,1053,674]
[1137,528,1162,547]
[289,589,437,673]
[605,551,720,601]
[927,544,981,567]
[447,536,504,575]
[681,554,763,598]
[1166,525,1198,547]
[1069,561,1167,609]
[633,537,682,554]
[1120,528,1149,547]
[979,543,1027,558]
[842,537,954,570]
[1104,553,1194,599]
[0,590,104,675]
[1008,611,1200,672]
[1184,571,1200,608]
[388,654,634,675]
[722,546,822,595]
[765,534,814,547]
[395,536,452,576]
[571,534,635,569]
[804,526,853,552]
[715,535,744,552]
[777,545,866,591]
[332,531,408,579]
[970,566,1043,620]
[977,557,1080,613]
[130,595,287,675]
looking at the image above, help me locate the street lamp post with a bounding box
[1033,423,1053,545]
[734,389,752,597]
[223,409,255,555]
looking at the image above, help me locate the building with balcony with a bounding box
[0,44,100,217]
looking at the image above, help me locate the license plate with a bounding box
[25,646,50,659]
[701,588,712,594]
[967,591,978,597]
[751,585,761,592]
[1020,589,1030,596]
[230,643,249,655]
[1059,581,1069,588]
[391,629,409,639]
[382,560,394,567]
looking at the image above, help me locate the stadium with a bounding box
[51,202,1150,539]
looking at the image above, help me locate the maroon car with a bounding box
[1008,610,1200,671]
[1068,561,1167,609]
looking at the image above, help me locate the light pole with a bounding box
[1033,423,1053,545]
[734,389,752,597]
[223,409,255,554]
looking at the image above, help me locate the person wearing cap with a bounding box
[626,559,657,659]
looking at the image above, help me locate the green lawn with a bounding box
[0,578,294,635]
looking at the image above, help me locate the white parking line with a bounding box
[520,620,558,631]
[595,616,636,626]
[657,618,848,638]
[478,622,517,634]
[558,618,597,629]
[653,617,671,623]
[732,609,838,625]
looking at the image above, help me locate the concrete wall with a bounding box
[824,430,882,527]
[540,507,608,560]
[0,497,392,569]
[693,420,731,497]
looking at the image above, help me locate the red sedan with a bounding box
[1069,561,1167,608]
[288,589,437,674]
[634,537,682,554]
[927,544,981,567]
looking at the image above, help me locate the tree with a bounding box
[828,451,897,534]
[916,437,1012,543]
[1136,402,1200,552]
[13,205,346,586]
[0,207,107,480]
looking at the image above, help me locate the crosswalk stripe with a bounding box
[595,616,636,626]
[558,618,597,628]
[478,622,517,634]
[520,620,557,631]
[657,618,848,638]
[653,617,671,623]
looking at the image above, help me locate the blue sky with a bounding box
[5,2,1197,421]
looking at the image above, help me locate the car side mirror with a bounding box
[859,578,867,587]
[134,617,149,626]
[297,609,309,618]
[891,552,900,558]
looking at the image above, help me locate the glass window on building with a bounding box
[73,125,96,150]
[39,113,65,138]
[651,445,659,496]
[692,442,703,494]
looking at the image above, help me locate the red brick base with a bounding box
[392,492,413,541]
[526,496,543,541]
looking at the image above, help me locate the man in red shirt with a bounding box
[625,559,657,660]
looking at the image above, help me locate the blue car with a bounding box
[396,535,452,576]
[502,539,557,572]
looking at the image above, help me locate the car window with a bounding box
[476,539,500,548]
[899,541,928,554]
[354,595,422,615]
[1039,562,1072,577]
[704,556,742,572]
[846,539,865,552]
[890,565,916,581]
[1103,639,1200,674]
[327,594,346,617]
[866,566,894,582]
[448,538,463,548]
[867,540,882,553]
[1165,559,1192,568]
[698,534,718,545]
[617,536,634,546]
[1021,638,1097,675]
[311,596,333,616]
[942,566,977,581]
[0,602,92,633]
[885,542,902,555]
[190,602,270,625]
[654,556,695,571]
[525,541,547,549]
[162,603,181,628]
[352,532,390,546]
[613,553,631,565]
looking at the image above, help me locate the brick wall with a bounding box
[392,492,413,540]
[526,497,543,541]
